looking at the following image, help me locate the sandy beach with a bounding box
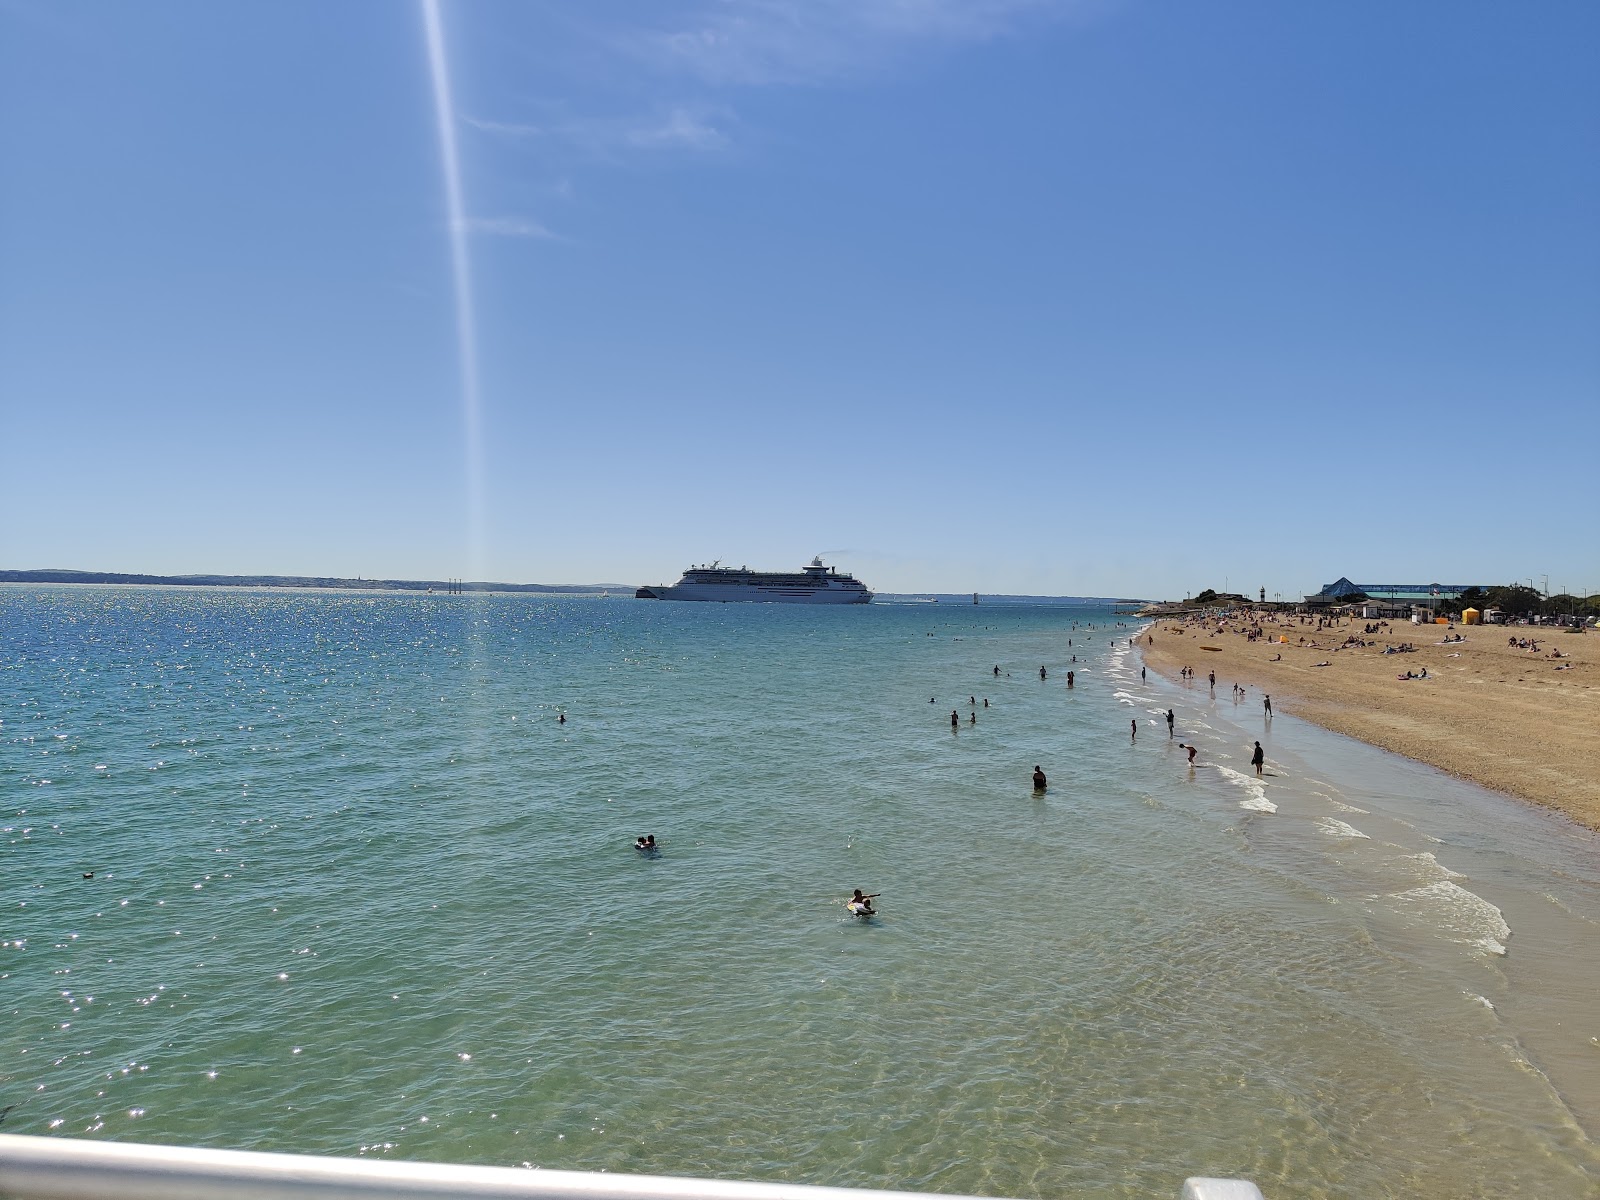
[1141,611,1600,830]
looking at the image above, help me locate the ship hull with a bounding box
[637,582,870,604]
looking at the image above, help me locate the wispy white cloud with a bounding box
[459,216,559,239]
[628,0,1079,86]
[625,107,729,150]
[462,116,542,138]
[465,105,732,159]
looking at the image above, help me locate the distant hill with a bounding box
[876,594,1145,606]
[0,569,629,594]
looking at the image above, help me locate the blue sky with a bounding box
[3,0,1596,599]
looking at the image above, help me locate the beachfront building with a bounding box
[1303,578,1487,613]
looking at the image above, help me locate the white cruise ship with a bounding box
[636,558,871,604]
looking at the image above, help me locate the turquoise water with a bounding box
[3,588,1597,1198]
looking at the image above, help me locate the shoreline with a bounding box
[1136,612,1600,832]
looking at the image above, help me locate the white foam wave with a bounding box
[1385,881,1510,956]
[1328,799,1368,814]
[1466,992,1496,1011]
[1215,765,1276,813]
[1316,817,1370,840]
[1399,852,1463,881]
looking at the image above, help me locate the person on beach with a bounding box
[1166,709,1175,737]
[1033,765,1047,790]
[1264,695,1272,717]
[1180,743,1198,765]
[1141,667,1147,680]
[1251,741,1265,776]
[1208,670,1216,688]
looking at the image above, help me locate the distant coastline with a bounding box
[3,570,1145,606]
[0,569,626,594]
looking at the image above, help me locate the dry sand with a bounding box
[1141,612,1600,830]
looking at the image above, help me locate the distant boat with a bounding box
[636,557,871,604]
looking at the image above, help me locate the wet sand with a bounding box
[1140,613,1600,830]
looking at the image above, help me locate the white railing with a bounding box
[0,1134,1263,1200]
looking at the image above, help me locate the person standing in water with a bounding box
[1067,670,1074,688]
[1264,694,1272,717]
[1032,765,1047,790]
[951,709,960,729]
[1040,666,1047,680]
[994,665,1000,676]
[848,889,878,916]
[1166,709,1175,737]
[1251,741,1265,776]
[1130,719,1138,741]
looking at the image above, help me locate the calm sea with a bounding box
[3,588,1597,1198]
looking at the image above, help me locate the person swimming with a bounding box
[848,889,879,916]
[634,835,657,852]
[1032,765,1047,789]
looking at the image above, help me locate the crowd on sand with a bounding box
[1139,608,1600,830]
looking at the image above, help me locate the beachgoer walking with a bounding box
[1264,695,1272,717]
[1251,741,1265,776]
[1208,670,1215,688]
[1141,666,1146,680]
[1166,709,1175,737]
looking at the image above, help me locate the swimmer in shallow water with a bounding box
[848,889,879,915]
[1032,765,1047,790]
[634,835,657,851]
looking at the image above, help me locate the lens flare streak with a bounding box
[421,0,485,578]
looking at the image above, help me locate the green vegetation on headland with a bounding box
[0,569,628,594]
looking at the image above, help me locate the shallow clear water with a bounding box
[3,588,1597,1198]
